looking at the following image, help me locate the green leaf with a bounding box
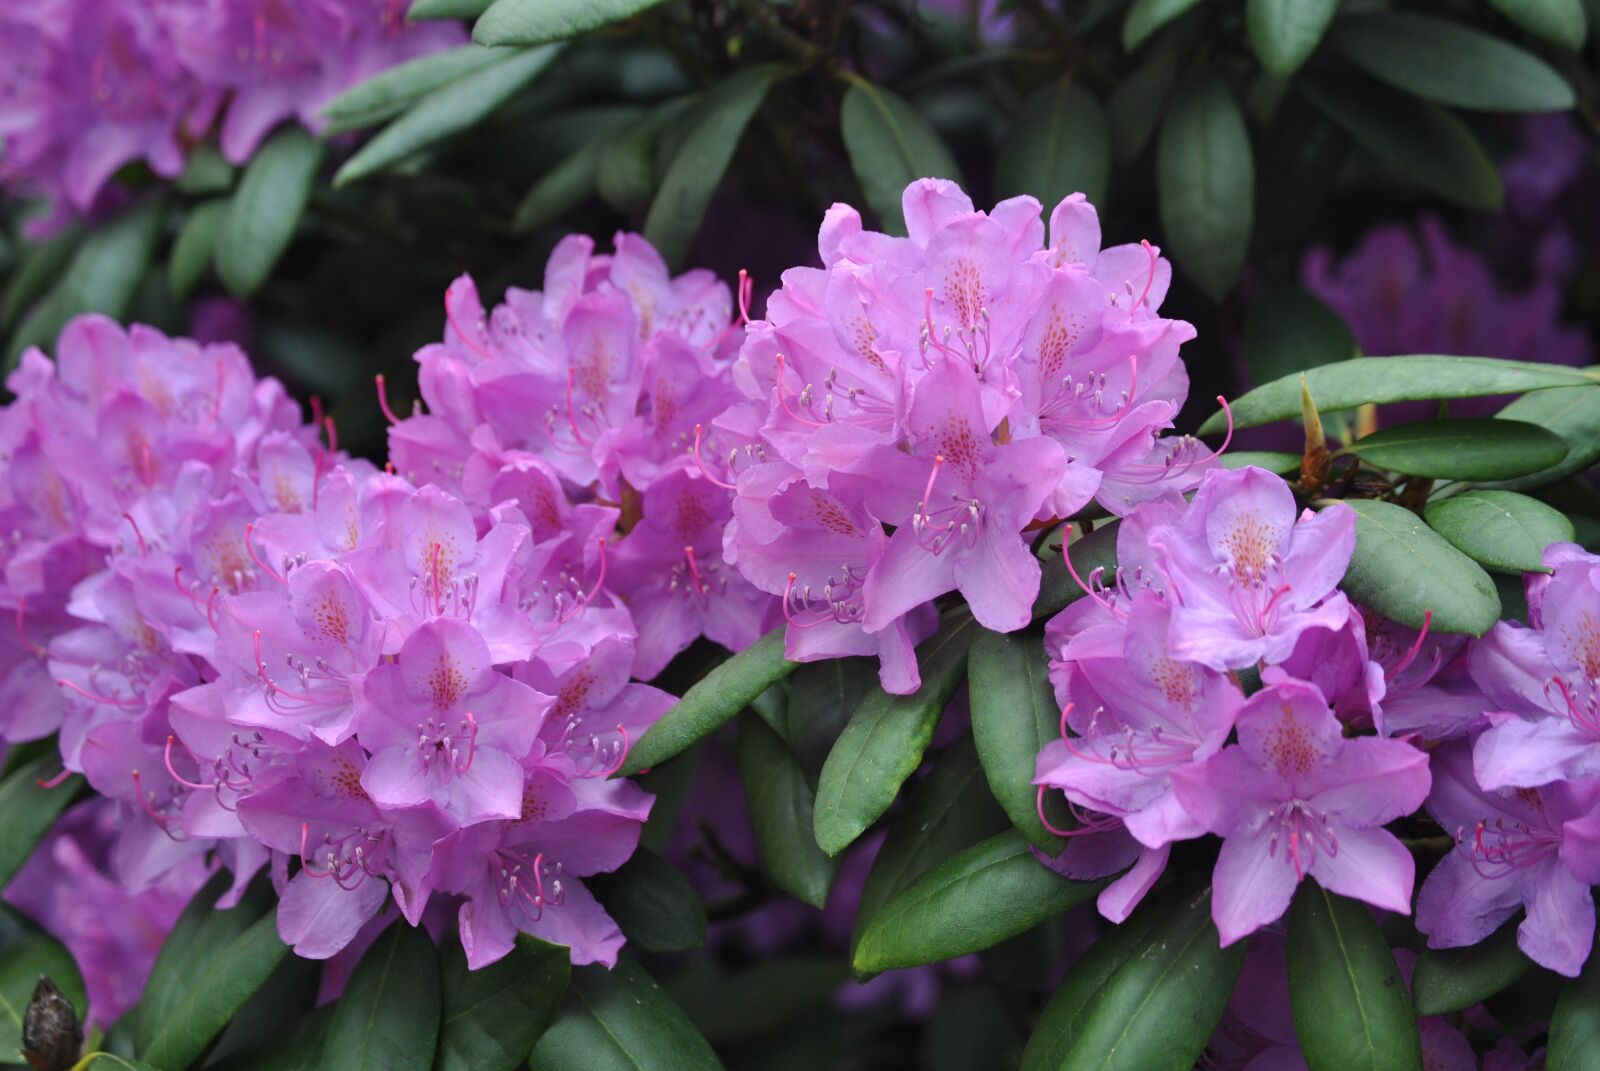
[1108,51,1176,165]
[1247,0,1340,77]
[322,45,511,133]
[586,848,706,953]
[1221,451,1301,475]
[643,65,781,269]
[1297,72,1502,210]
[529,959,724,1071]
[2,225,78,329]
[814,613,977,856]
[1061,885,1244,1071]
[168,199,228,299]
[140,910,288,1071]
[319,924,440,1071]
[1547,938,1600,1071]
[70,1057,165,1071]
[474,0,670,45]
[1034,520,1120,619]
[512,113,642,234]
[968,628,1065,851]
[1337,418,1569,482]
[1287,882,1423,1071]
[620,626,795,776]
[1156,69,1254,300]
[200,954,319,1069]
[1340,500,1501,636]
[207,1006,333,1071]
[175,145,235,195]
[854,831,1103,973]
[996,82,1111,210]
[1484,375,1600,490]
[0,904,87,1064]
[1333,12,1575,113]
[849,737,1009,959]
[1199,357,1598,435]
[1411,916,1533,1016]
[737,717,839,908]
[1485,0,1587,50]
[0,751,81,891]
[785,656,879,787]
[436,935,570,1071]
[1122,0,1203,50]
[334,46,558,187]
[407,0,493,19]
[840,79,963,236]
[216,128,324,297]
[665,956,846,1046]
[1424,491,1576,575]
[1243,284,1358,388]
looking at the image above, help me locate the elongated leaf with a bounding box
[1156,69,1253,300]
[1486,0,1587,49]
[1298,72,1502,210]
[1034,520,1120,618]
[437,935,570,1071]
[0,751,81,890]
[175,145,235,195]
[1333,12,1574,112]
[529,959,724,1071]
[322,46,511,133]
[512,107,642,233]
[786,656,878,787]
[1411,916,1532,1016]
[814,613,977,856]
[1062,885,1243,1071]
[1221,451,1301,475]
[474,0,670,45]
[1108,50,1176,165]
[587,848,705,954]
[1243,284,1358,388]
[666,957,846,1046]
[1199,357,1598,435]
[1287,883,1422,1071]
[854,831,1102,973]
[1340,500,1501,636]
[408,0,492,18]
[1485,376,1600,490]
[643,65,780,269]
[168,199,228,299]
[217,129,324,297]
[1122,0,1202,50]
[0,904,87,1064]
[141,910,288,1070]
[334,46,557,187]
[840,79,962,236]
[1547,941,1600,1070]
[70,1057,164,1071]
[1338,418,1569,481]
[996,82,1111,209]
[968,628,1065,851]
[319,924,440,1071]
[1424,491,1576,576]
[1247,0,1339,77]
[737,717,839,908]
[200,954,318,1069]
[621,627,795,776]
[208,1006,333,1071]
[850,738,1009,958]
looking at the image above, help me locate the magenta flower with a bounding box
[1171,679,1431,945]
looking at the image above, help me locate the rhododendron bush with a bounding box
[1,3,1599,1071]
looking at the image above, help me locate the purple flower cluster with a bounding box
[0,0,460,234]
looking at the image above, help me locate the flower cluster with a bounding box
[0,0,460,233]
[721,179,1227,694]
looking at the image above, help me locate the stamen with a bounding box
[1035,784,1076,838]
[244,523,285,584]
[35,768,72,789]
[773,354,823,427]
[14,597,46,659]
[374,374,401,426]
[122,512,147,557]
[1132,239,1158,314]
[1060,525,1116,615]
[692,424,736,490]
[565,369,594,447]
[164,736,212,791]
[1212,395,1235,457]
[57,678,142,708]
[683,546,709,599]
[1386,611,1432,681]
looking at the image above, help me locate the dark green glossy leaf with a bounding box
[1034,520,1120,619]
[436,935,570,1071]
[217,129,324,297]
[1333,12,1575,112]
[1486,0,1587,49]
[996,82,1111,209]
[1122,0,1202,50]
[168,199,228,299]
[200,953,319,1069]
[666,957,846,1046]
[1297,72,1502,210]
[1547,941,1600,1070]
[0,904,86,1064]
[1243,284,1358,388]
[208,1005,333,1071]
[1247,0,1339,77]
[643,65,781,269]
[70,1057,164,1071]
[407,0,492,19]
[854,831,1102,973]
[529,959,724,1071]
[1061,885,1243,1071]
[1156,69,1253,300]
[737,717,839,908]
[175,145,234,195]
[840,79,962,236]
[1340,500,1501,636]
[968,627,1065,851]
[0,751,82,891]
[1108,50,1176,165]
[1338,419,1569,481]
[785,656,878,787]
[1424,491,1576,576]
[1485,375,1600,490]
[511,108,643,233]
[322,45,511,133]
[474,0,670,46]
[1411,916,1532,1016]
[1287,883,1422,1071]
[1199,357,1597,435]
[141,910,288,1070]
[620,626,795,776]
[319,924,440,1071]
[334,47,557,187]
[814,613,977,856]
[1221,451,1301,475]
[586,848,705,953]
